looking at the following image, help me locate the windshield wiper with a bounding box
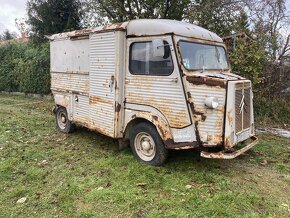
[199,54,205,73]
[215,46,225,72]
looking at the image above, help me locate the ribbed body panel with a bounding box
[89,32,116,137]
[125,75,191,128]
[51,72,89,94]
[73,95,89,124]
[187,85,226,145]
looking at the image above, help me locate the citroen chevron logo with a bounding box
[239,94,245,114]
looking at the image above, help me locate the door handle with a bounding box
[109,75,115,92]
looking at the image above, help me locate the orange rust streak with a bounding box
[89,96,113,105]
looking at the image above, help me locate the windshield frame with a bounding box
[177,39,230,71]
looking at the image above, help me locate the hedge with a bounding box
[0,42,50,94]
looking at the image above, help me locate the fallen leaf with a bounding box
[136,183,147,187]
[16,197,27,204]
[185,185,192,189]
[260,160,268,166]
[37,160,48,166]
[97,187,104,191]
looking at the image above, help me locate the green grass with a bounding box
[0,94,289,217]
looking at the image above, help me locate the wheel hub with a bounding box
[61,115,66,123]
[134,132,156,161]
[141,140,151,151]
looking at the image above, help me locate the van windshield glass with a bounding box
[178,41,228,70]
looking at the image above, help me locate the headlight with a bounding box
[205,97,219,109]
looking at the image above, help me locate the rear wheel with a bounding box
[56,106,75,133]
[130,122,168,166]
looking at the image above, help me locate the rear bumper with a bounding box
[200,136,258,159]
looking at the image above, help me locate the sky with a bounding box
[0,0,27,35]
[0,0,290,36]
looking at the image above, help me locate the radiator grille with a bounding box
[235,82,251,133]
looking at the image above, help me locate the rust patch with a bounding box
[194,121,202,145]
[189,102,206,122]
[129,112,173,143]
[227,110,233,126]
[201,136,258,159]
[164,139,199,150]
[203,134,223,147]
[186,76,227,88]
[187,91,206,122]
[89,96,113,105]
[224,136,231,148]
[115,102,121,112]
[152,115,158,121]
[73,119,112,137]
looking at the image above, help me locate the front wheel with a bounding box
[130,122,168,166]
[55,106,75,133]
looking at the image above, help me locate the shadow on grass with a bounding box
[69,125,252,174]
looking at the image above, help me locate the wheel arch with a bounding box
[123,111,173,143]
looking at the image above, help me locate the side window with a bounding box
[129,41,174,76]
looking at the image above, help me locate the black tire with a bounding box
[129,122,168,166]
[55,106,75,133]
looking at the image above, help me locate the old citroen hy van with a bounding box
[49,19,258,166]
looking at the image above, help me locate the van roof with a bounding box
[49,19,223,43]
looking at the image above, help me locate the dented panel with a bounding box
[185,76,226,146]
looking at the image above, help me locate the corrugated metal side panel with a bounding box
[89,32,116,137]
[73,95,89,124]
[51,72,89,94]
[125,76,190,128]
[187,85,226,144]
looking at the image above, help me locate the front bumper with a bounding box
[200,136,258,159]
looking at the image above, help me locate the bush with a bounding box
[228,39,290,127]
[254,97,290,127]
[0,42,50,94]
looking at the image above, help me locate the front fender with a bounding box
[124,109,173,143]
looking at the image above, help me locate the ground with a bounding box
[0,94,289,217]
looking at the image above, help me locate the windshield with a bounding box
[178,41,229,70]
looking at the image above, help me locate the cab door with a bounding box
[124,36,191,128]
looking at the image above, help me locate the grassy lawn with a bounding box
[0,94,289,218]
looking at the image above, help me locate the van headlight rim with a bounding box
[205,97,219,109]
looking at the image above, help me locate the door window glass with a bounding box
[129,41,173,75]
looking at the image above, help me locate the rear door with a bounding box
[89,31,117,137]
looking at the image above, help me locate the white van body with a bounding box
[50,19,258,165]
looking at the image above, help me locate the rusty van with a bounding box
[49,19,258,166]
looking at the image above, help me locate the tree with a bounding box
[245,0,290,61]
[186,0,248,36]
[234,9,250,33]
[27,0,83,41]
[15,18,30,37]
[82,0,190,26]
[0,30,18,41]
[229,39,266,87]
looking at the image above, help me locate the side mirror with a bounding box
[152,39,165,57]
